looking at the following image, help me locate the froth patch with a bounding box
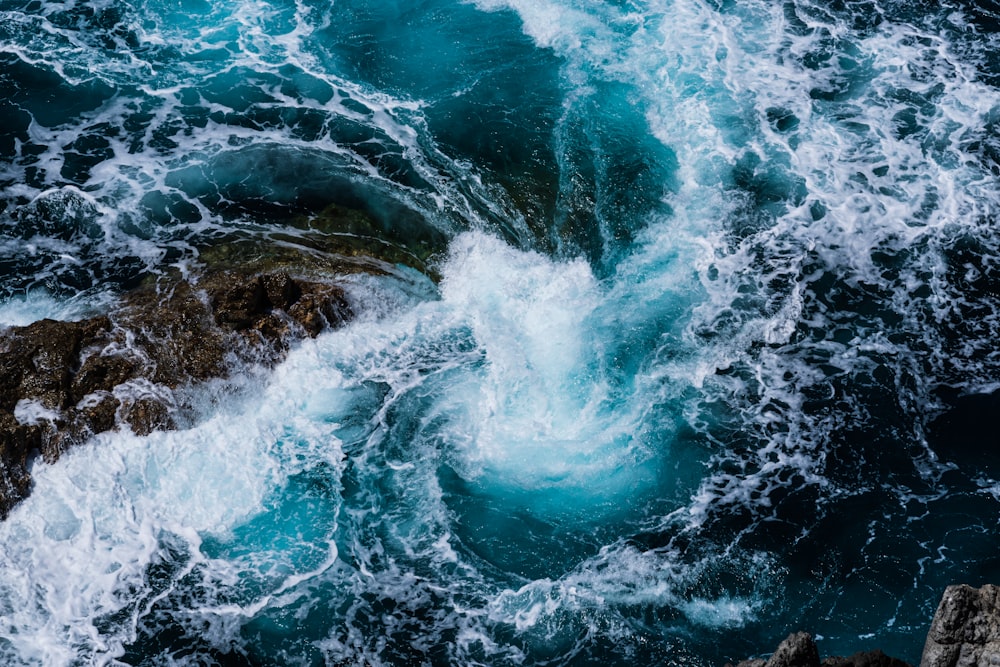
[438,234,636,493]
[488,543,772,634]
[440,232,598,388]
[0,359,352,662]
[0,288,120,328]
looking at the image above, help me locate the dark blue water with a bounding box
[2,0,1000,665]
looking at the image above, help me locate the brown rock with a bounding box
[211,274,269,330]
[0,412,40,515]
[287,283,352,337]
[1,318,84,411]
[76,393,120,434]
[262,272,302,311]
[118,279,230,385]
[121,397,174,436]
[0,269,355,519]
[72,351,137,400]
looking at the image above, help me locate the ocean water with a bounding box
[2,0,1000,664]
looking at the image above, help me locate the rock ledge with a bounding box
[0,269,352,519]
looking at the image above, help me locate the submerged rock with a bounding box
[920,584,1000,667]
[0,269,353,519]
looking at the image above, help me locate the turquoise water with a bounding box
[3,0,1000,664]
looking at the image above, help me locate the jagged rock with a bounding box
[73,347,137,398]
[824,649,912,667]
[0,318,89,412]
[729,633,912,667]
[261,272,302,310]
[75,392,119,434]
[116,278,231,385]
[202,271,350,348]
[120,396,175,436]
[920,584,1000,667]
[724,584,1000,667]
[287,284,351,337]
[0,269,354,519]
[733,633,821,667]
[211,274,270,330]
[0,412,39,513]
[771,633,822,667]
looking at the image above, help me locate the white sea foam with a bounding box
[0,290,94,326]
[437,234,633,490]
[12,399,60,426]
[3,0,1000,662]
[484,0,1000,507]
[0,0,526,299]
[488,543,772,634]
[0,330,357,664]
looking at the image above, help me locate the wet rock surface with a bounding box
[920,584,1000,667]
[729,633,912,667]
[0,269,353,519]
[731,584,1000,667]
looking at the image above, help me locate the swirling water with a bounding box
[3,0,1000,664]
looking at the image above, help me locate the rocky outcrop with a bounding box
[0,269,352,519]
[920,584,1000,667]
[824,650,914,667]
[729,633,912,667]
[731,584,1000,667]
[731,632,821,667]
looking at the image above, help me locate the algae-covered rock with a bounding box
[196,203,446,280]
